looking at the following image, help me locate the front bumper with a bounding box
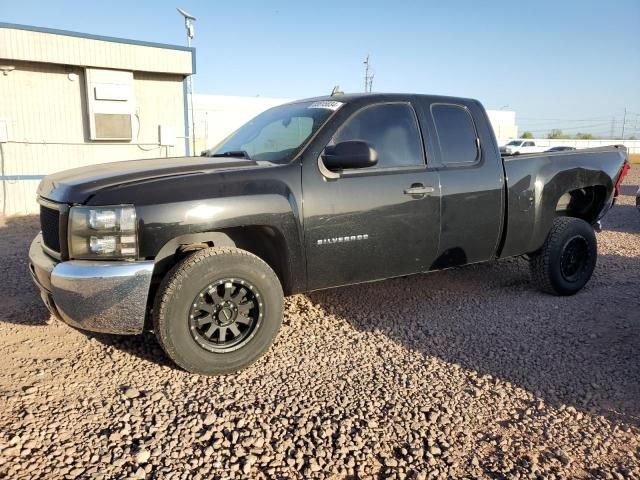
[28,234,154,335]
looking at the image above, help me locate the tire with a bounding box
[529,217,597,296]
[153,247,284,375]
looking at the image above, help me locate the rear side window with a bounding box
[431,104,479,165]
[331,103,424,169]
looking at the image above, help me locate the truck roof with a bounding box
[290,92,480,106]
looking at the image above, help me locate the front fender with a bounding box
[136,193,305,293]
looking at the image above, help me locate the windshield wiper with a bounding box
[209,150,251,160]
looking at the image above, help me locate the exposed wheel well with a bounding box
[555,185,607,224]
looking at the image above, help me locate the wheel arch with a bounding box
[152,226,294,294]
[554,184,609,224]
[528,168,614,254]
[145,226,296,330]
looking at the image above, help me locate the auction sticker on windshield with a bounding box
[308,101,344,111]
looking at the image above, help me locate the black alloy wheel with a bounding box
[559,236,590,283]
[529,217,597,296]
[153,247,284,375]
[189,279,262,353]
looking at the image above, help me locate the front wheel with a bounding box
[529,217,597,296]
[153,247,284,375]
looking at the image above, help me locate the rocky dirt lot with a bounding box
[0,168,639,480]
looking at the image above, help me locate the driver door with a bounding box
[302,101,441,290]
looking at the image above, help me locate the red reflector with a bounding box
[614,162,630,197]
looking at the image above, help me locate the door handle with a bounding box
[403,184,434,196]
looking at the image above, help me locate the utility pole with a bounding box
[177,8,197,156]
[363,55,374,93]
[621,108,627,140]
[610,116,616,139]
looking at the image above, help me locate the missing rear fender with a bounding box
[555,186,607,224]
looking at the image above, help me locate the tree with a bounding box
[575,132,595,140]
[521,131,534,139]
[547,129,564,139]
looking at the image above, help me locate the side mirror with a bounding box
[322,140,378,171]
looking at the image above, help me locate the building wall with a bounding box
[0,60,188,215]
[0,24,193,75]
[486,110,518,144]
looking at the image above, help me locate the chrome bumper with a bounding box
[28,234,154,335]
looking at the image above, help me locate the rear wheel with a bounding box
[529,217,597,296]
[153,247,284,375]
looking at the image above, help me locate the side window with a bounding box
[331,103,424,169]
[524,141,534,147]
[431,104,479,165]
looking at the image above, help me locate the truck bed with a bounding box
[499,145,628,258]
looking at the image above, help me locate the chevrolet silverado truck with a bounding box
[28,93,629,375]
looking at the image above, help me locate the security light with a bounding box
[1,65,15,76]
[177,8,197,40]
[176,8,196,21]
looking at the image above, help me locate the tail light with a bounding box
[614,162,630,197]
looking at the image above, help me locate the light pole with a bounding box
[177,8,197,155]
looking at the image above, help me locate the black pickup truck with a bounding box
[29,93,629,375]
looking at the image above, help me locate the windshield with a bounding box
[506,140,523,146]
[210,101,341,164]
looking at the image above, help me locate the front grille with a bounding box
[40,205,61,253]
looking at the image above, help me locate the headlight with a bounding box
[68,205,138,259]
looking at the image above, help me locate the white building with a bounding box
[0,23,194,215]
[192,94,290,154]
[486,110,518,144]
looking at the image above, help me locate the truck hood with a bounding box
[37,156,262,204]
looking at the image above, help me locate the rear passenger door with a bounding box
[423,102,505,267]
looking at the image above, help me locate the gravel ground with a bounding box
[0,168,639,480]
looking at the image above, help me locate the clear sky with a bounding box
[3,0,640,138]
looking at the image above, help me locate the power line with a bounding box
[518,116,613,122]
[363,55,374,93]
[610,117,616,138]
[521,122,611,132]
[515,108,640,138]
